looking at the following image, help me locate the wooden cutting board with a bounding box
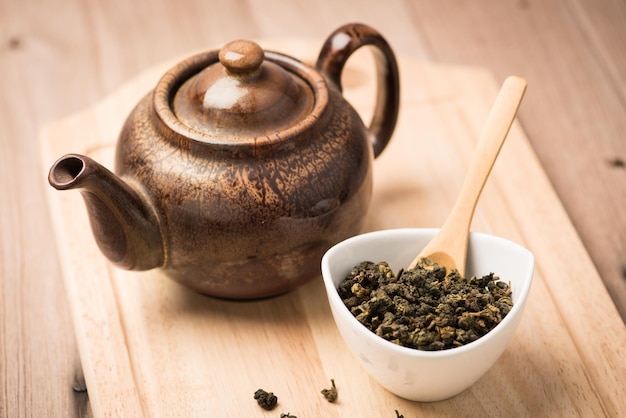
[39,40,626,417]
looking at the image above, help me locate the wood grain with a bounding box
[2,0,625,416]
[38,43,626,417]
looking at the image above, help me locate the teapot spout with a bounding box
[48,154,164,270]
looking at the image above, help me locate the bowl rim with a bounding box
[321,228,535,359]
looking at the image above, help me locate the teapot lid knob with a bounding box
[218,40,264,75]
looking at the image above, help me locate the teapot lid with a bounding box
[165,40,317,142]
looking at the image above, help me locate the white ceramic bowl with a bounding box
[321,228,534,402]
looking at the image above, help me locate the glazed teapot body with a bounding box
[49,23,400,299]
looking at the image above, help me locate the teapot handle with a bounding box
[316,23,400,158]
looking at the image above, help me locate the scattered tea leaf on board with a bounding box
[321,379,338,402]
[253,388,278,410]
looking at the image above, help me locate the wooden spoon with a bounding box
[408,75,527,276]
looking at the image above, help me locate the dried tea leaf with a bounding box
[321,379,338,402]
[253,388,278,410]
[338,260,513,351]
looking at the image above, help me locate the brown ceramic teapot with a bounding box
[48,23,400,299]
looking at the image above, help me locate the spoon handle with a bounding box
[410,76,527,274]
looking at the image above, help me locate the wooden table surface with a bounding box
[2,1,625,416]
